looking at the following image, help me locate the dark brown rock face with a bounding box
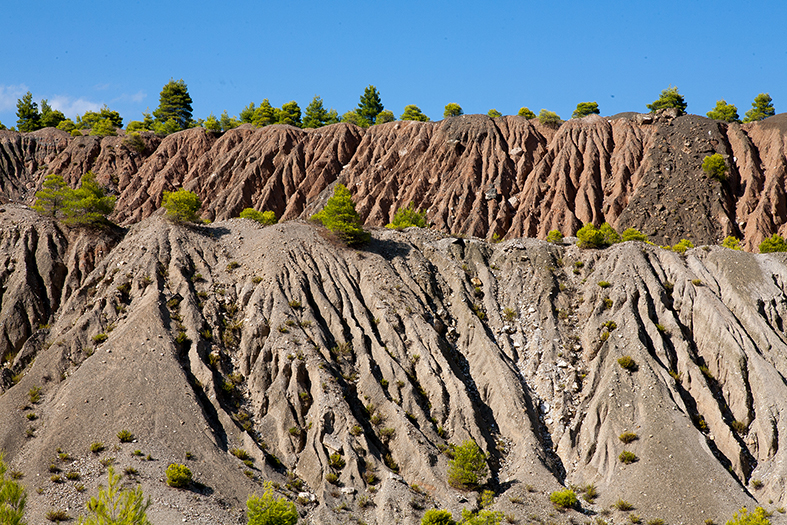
[2,113,787,250]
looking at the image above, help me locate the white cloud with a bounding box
[0,84,29,112]
[112,90,147,104]
[49,96,102,119]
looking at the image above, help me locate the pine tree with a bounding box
[0,454,27,525]
[647,86,687,115]
[707,100,740,122]
[153,79,194,131]
[743,93,775,123]
[277,101,301,126]
[357,85,384,126]
[518,107,536,119]
[40,99,66,128]
[219,110,240,131]
[400,105,429,122]
[311,184,370,245]
[444,103,463,118]
[572,101,600,119]
[302,96,339,128]
[239,102,256,123]
[246,482,297,525]
[16,91,41,132]
[251,99,278,127]
[62,171,116,226]
[33,174,70,217]
[487,109,503,118]
[80,467,151,525]
[376,110,395,124]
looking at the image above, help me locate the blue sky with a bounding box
[1,0,785,127]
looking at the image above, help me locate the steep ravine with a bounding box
[2,206,787,523]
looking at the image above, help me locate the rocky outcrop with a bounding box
[3,205,787,523]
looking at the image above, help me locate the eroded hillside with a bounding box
[2,205,787,523]
[2,112,787,250]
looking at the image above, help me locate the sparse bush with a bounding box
[546,230,564,244]
[246,481,298,525]
[165,463,192,488]
[702,154,728,181]
[751,479,764,490]
[231,448,250,461]
[46,509,71,522]
[447,440,488,490]
[90,442,105,454]
[28,386,42,404]
[117,430,134,443]
[325,472,339,485]
[583,483,598,503]
[329,453,345,470]
[619,431,638,444]
[549,489,578,510]
[162,189,202,223]
[619,451,638,464]
[92,333,108,345]
[732,420,748,434]
[598,281,611,288]
[613,499,634,511]
[239,208,277,225]
[503,307,517,322]
[618,355,637,372]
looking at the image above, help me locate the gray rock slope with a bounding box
[1,205,787,523]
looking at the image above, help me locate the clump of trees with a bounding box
[162,189,202,223]
[573,101,600,118]
[16,91,67,131]
[647,86,687,115]
[311,184,370,245]
[33,172,116,226]
[576,222,648,248]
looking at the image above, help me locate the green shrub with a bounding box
[386,203,428,229]
[672,239,694,254]
[702,154,728,181]
[165,463,192,488]
[46,509,71,522]
[621,228,648,242]
[62,172,116,226]
[759,234,787,253]
[619,431,638,444]
[311,183,370,245]
[727,506,771,525]
[618,356,637,371]
[247,482,298,525]
[325,472,339,485]
[447,440,488,490]
[90,442,105,454]
[162,189,201,223]
[546,230,564,244]
[577,223,606,248]
[743,93,775,123]
[231,448,250,461]
[443,104,463,118]
[619,451,638,464]
[722,236,741,250]
[28,386,42,404]
[421,509,457,525]
[549,489,578,510]
[707,100,740,123]
[487,109,503,118]
[598,281,611,288]
[329,453,345,470]
[239,208,277,225]
[117,430,134,443]
[0,453,27,523]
